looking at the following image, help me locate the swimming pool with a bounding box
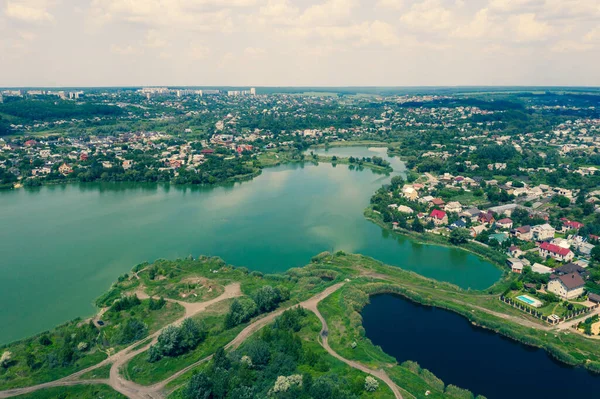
[516,295,543,308]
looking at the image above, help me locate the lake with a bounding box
[362,294,600,399]
[0,147,501,343]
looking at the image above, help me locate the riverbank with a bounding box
[363,207,511,289]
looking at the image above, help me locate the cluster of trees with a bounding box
[0,98,123,123]
[347,156,390,169]
[110,295,141,312]
[148,318,207,362]
[113,319,148,345]
[184,308,368,399]
[225,285,290,329]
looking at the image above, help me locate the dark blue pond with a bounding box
[362,294,600,399]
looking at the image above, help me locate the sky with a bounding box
[0,0,599,87]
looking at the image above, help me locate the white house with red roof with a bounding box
[429,209,448,226]
[539,242,574,262]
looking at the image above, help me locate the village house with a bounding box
[554,263,589,280]
[122,160,134,170]
[444,201,462,214]
[58,163,72,175]
[531,263,553,274]
[532,224,556,241]
[507,246,524,257]
[431,198,445,207]
[539,242,574,262]
[513,225,532,241]
[478,211,495,226]
[561,219,584,232]
[496,218,513,229]
[429,209,448,226]
[402,186,419,201]
[507,258,524,274]
[547,273,585,299]
[461,207,481,223]
[396,205,414,214]
[470,224,487,238]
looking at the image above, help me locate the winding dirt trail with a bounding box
[0,283,348,399]
[302,292,404,399]
[0,283,243,399]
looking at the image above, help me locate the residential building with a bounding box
[444,201,462,213]
[496,218,513,229]
[513,225,532,241]
[532,224,555,241]
[429,209,448,226]
[547,273,585,299]
[539,242,574,262]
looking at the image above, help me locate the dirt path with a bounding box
[0,283,347,399]
[0,283,243,399]
[302,293,404,399]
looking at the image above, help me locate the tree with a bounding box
[591,245,600,263]
[411,218,424,233]
[364,376,379,392]
[186,372,212,399]
[449,228,470,245]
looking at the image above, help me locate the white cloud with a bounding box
[509,13,552,42]
[298,0,357,26]
[244,47,266,57]
[550,40,594,52]
[110,44,143,56]
[452,8,496,38]
[400,0,453,31]
[584,27,600,42]
[315,20,400,46]
[5,0,54,23]
[189,44,211,59]
[377,0,404,10]
[145,30,167,48]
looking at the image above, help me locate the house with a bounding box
[396,205,414,214]
[507,246,524,257]
[58,163,72,175]
[507,258,524,274]
[561,219,584,232]
[488,203,519,216]
[532,224,555,241]
[478,211,495,225]
[449,219,467,230]
[539,242,574,262]
[461,208,481,223]
[429,209,448,226]
[554,263,589,279]
[513,225,532,241]
[431,198,445,207]
[122,160,134,170]
[402,186,419,201]
[531,263,553,274]
[547,273,585,299]
[470,225,487,238]
[588,293,600,304]
[496,218,513,229]
[444,201,462,213]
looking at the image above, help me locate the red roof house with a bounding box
[539,242,574,262]
[430,209,448,226]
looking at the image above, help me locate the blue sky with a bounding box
[1,0,599,86]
